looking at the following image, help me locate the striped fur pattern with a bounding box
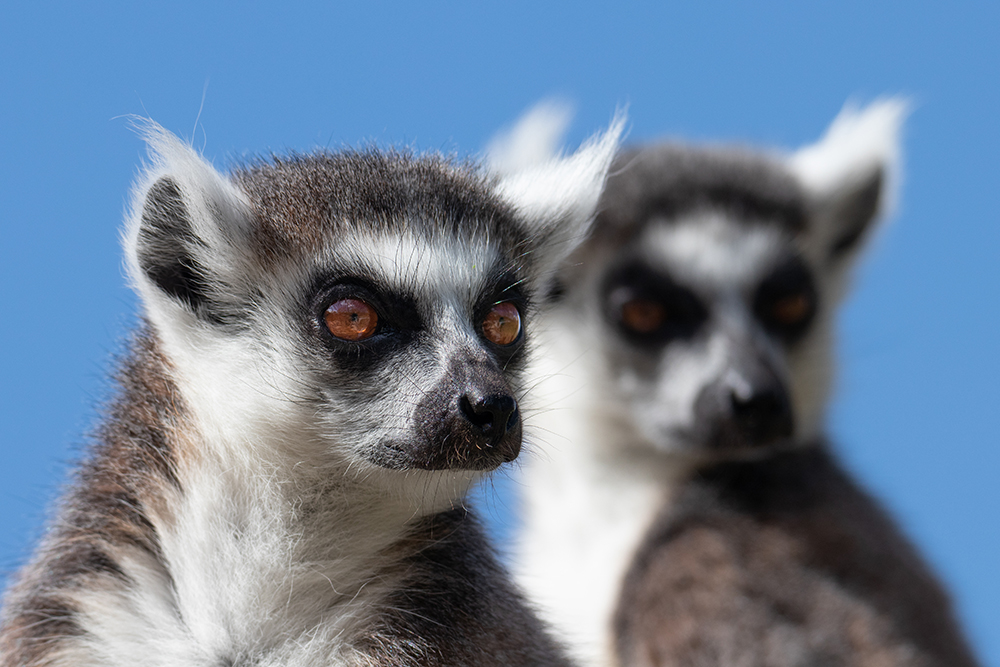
[0,116,623,667]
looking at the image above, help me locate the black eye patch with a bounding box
[602,263,707,347]
[753,258,818,342]
[302,275,423,374]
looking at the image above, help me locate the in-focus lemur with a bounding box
[0,116,623,667]
[491,101,981,666]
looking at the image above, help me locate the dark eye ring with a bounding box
[754,260,818,340]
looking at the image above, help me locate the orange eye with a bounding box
[770,293,811,327]
[620,299,666,334]
[325,298,378,341]
[482,302,521,346]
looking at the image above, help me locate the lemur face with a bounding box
[585,213,818,457]
[126,121,622,480]
[552,126,896,460]
[285,230,531,472]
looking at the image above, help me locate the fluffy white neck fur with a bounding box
[519,321,690,667]
[67,352,475,667]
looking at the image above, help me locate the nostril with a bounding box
[459,395,491,431]
[460,393,518,439]
[732,390,778,418]
[730,388,793,442]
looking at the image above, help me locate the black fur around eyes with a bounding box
[306,277,422,364]
[602,263,707,347]
[753,258,818,342]
[303,271,530,373]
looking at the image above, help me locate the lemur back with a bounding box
[0,117,623,667]
[495,101,981,666]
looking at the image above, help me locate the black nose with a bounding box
[729,384,793,445]
[460,393,519,441]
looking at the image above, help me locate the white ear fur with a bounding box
[123,120,252,316]
[495,110,626,273]
[485,99,575,174]
[788,98,909,261]
[789,98,909,219]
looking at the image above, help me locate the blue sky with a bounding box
[1,2,997,663]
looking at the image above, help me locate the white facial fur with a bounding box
[126,171,484,512]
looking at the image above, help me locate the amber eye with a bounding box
[324,298,378,341]
[482,302,521,346]
[770,293,812,327]
[620,298,666,334]
[754,260,817,341]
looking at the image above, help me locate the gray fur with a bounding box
[597,145,807,235]
[616,446,980,667]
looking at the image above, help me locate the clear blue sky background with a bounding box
[1,2,997,663]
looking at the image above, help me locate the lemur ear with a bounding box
[124,121,252,324]
[494,109,626,276]
[788,98,909,264]
[485,98,575,174]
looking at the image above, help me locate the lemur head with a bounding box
[542,101,906,461]
[124,118,622,491]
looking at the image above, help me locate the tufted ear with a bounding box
[494,110,626,278]
[485,98,575,174]
[788,98,909,264]
[124,121,253,326]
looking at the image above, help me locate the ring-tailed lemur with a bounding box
[491,101,981,667]
[0,115,623,667]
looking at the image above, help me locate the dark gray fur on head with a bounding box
[233,150,528,263]
[137,150,532,329]
[589,141,884,264]
[598,144,809,239]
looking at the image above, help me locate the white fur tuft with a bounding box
[123,119,252,304]
[485,99,574,174]
[788,98,910,217]
[494,110,627,273]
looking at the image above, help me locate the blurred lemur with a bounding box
[491,101,981,667]
[0,116,623,666]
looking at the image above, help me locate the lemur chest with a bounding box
[61,478,413,667]
[518,448,675,666]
